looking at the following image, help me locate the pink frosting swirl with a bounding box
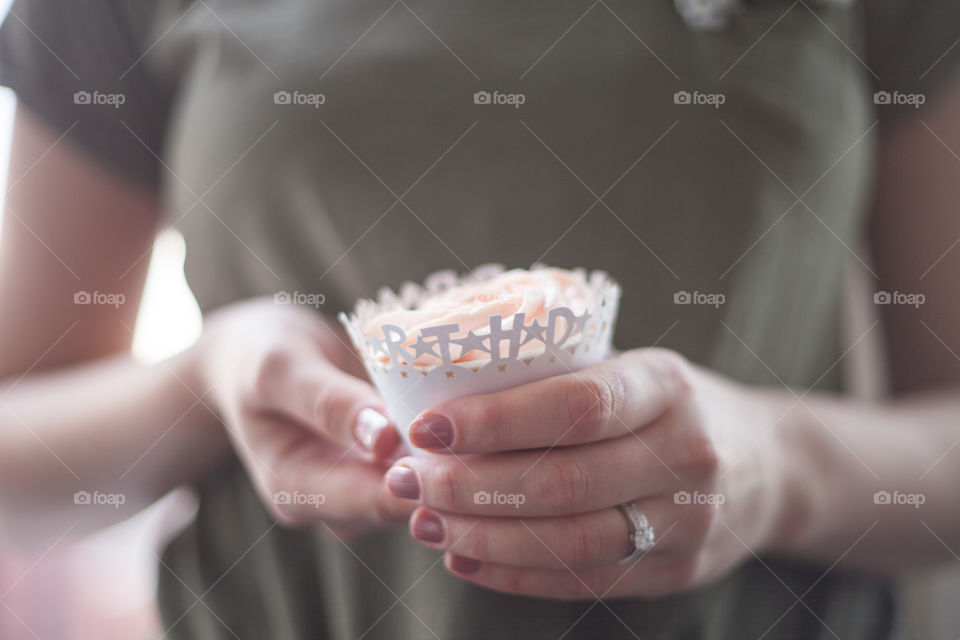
[364,268,594,366]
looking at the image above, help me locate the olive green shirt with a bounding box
[3,1,959,638]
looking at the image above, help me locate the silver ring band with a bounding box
[618,502,655,564]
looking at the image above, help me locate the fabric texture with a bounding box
[2,0,960,638]
[0,0,174,191]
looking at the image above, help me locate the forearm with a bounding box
[768,387,960,572]
[0,345,228,543]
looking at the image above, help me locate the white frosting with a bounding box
[364,268,595,367]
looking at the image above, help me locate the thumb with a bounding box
[258,353,400,459]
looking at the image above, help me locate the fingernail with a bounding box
[409,413,454,450]
[385,465,420,500]
[448,554,481,575]
[411,509,445,543]
[355,408,391,451]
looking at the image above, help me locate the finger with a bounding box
[409,498,680,569]
[236,414,414,526]
[267,442,416,526]
[444,548,692,600]
[297,453,416,525]
[250,341,400,458]
[386,426,706,516]
[408,348,690,454]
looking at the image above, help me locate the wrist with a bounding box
[756,394,820,555]
[763,392,878,558]
[693,372,811,554]
[171,336,225,442]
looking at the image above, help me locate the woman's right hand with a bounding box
[196,298,416,532]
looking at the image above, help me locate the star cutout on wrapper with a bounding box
[445,370,455,378]
[453,330,488,360]
[411,333,439,361]
[521,319,545,346]
[574,310,591,335]
[497,364,507,372]
[366,335,388,360]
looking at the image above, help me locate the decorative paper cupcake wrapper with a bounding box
[339,265,621,452]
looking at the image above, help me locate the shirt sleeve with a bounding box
[0,0,174,192]
[866,0,960,129]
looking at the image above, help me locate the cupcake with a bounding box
[339,265,620,452]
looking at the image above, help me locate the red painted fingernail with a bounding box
[409,414,454,450]
[411,509,445,543]
[448,554,481,575]
[355,408,391,452]
[385,465,420,500]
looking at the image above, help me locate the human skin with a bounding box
[388,348,957,599]
[0,109,412,543]
[2,81,960,600]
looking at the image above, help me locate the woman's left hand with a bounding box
[385,348,799,600]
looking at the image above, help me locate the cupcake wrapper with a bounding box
[339,265,621,453]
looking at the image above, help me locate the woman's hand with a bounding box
[385,348,798,599]
[198,299,416,532]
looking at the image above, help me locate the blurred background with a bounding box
[0,1,959,638]
[0,3,200,638]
